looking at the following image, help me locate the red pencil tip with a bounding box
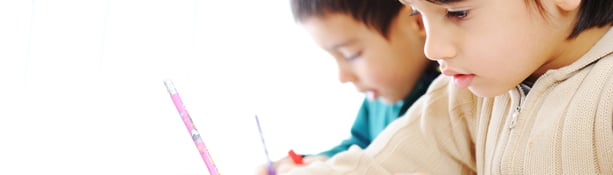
[288,149,304,165]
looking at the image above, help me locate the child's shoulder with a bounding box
[573,27,613,83]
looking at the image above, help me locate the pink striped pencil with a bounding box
[164,80,220,175]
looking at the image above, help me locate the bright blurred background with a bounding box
[0,1,363,174]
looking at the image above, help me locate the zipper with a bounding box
[500,85,526,174]
[509,85,525,130]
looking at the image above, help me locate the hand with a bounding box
[277,155,328,173]
[255,156,292,175]
[254,155,329,175]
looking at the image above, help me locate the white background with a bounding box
[0,1,363,174]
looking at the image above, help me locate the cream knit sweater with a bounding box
[287,27,613,175]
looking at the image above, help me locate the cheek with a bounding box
[357,48,389,72]
[355,60,382,81]
[350,58,391,87]
[464,35,541,87]
[465,32,528,69]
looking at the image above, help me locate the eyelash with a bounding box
[345,51,362,61]
[447,10,469,19]
[409,8,469,20]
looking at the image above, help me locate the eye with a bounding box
[446,9,468,19]
[345,51,362,61]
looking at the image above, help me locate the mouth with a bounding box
[452,74,475,88]
[442,69,475,88]
[361,90,378,101]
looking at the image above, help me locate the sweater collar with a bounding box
[538,26,613,83]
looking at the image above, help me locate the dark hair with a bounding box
[570,0,613,38]
[290,0,404,39]
[530,0,613,38]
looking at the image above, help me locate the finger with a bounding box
[254,164,271,175]
[277,162,305,174]
[302,156,329,164]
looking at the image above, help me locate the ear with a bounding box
[413,14,426,38]
[555,0,581,11]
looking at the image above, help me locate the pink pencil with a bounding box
[164,80,220,175]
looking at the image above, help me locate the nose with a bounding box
[423,23,456,61]
[337,64,356,84]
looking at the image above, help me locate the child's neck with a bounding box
[529,26,611,82]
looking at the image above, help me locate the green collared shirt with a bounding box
[319,65,439,157]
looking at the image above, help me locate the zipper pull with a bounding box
[509,109,519,129]
[509,85,525,130]
[509,105,520,129]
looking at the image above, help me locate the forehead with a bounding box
[302,14,367,48]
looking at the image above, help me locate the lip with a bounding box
[441,68,476,88]
[366,91,377,100]
[357,88,378,100]
[441,69,467,76]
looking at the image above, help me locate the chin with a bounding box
[468,86,508,98]
[379,97,401,104]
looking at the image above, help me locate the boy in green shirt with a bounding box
[256,0,438,174]
[318,66,438,158]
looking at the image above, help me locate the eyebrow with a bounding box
[328,38,358,50]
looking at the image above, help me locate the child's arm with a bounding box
[318,99,372,157]
[285,76,478,175]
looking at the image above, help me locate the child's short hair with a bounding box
[572,0,613,37]
[530,0,613,38]
[290,0,404,39]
